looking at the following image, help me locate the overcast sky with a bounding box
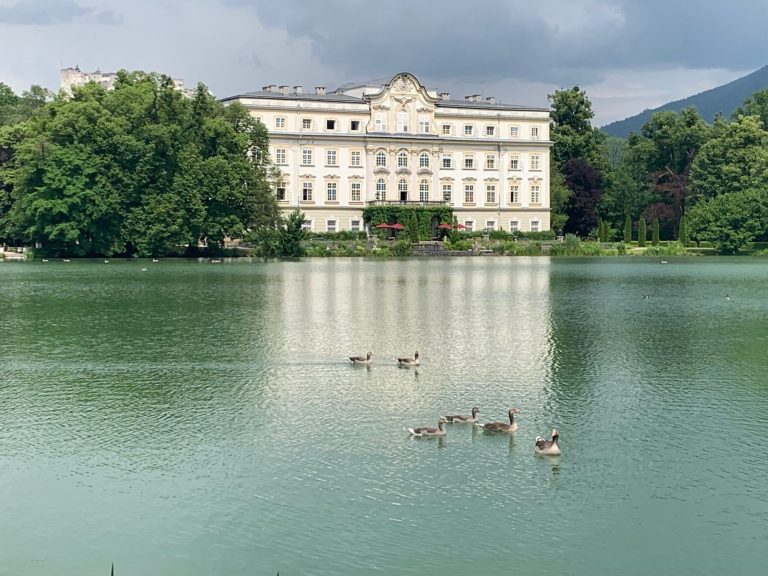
[1,0,764,125]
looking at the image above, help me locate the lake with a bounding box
[1,257,767,575]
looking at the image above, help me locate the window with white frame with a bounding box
[397,151,408,168]
[326,119,336,131]
[530,154,541,171]
[350,120,360,131]
[376,178,387,200]
[326,182,337,201]
[419,179,429,202]
[531,220,540,232]
[418,115,430,134]
[464,220,474,232]
[275,116,285,128]
[275,148,286,164]
[442,153,453,169]
[531,126,540,140]
[276,181,286,201]
[485,125,495,136]
[326,219,337,233]
[375,151,387,167]
[350,182,361,202]
[464,124,474,136]
[397,110,408,132]
[302,181,313,201]
[510,155,520,171]
[510,125,520,138]
[486,220,496,231]
[531,183,541,203]
[375,112,387,132]
[510,220,519,232]
[442,183,452,202]
[302,118,312,130]
[326,149,337,166]
[510,183,520,203]
[398,179,408,200]
[442,123,453,135]
[464,184,474,203]
[486,184,496,204]
[464,154,475,169]
[302,149,313,166]
[302,219,312,232]
[485,154,496,170]
[419,152,430,168]
[351,219,361,232]
[350,151,362,167]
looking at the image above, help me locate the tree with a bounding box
[624,214,632,243]
[688,189,768,254]
[651,218,660,245]
[408,211,419,242]
[678,214,688,245]
[638,218,646,247]
[277,209,306,257]
[562,158,603,237]
[549,86,606,169]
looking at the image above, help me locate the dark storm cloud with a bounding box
[0,0,93,25]
[219,0,768,85]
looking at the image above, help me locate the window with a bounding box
[419,179,429,202]
[464,154,475,169]
[531,183,541,204]
[485,154,496,170]
[350,151,361,167]
[350,120,360,131]
[531,220,540,232]
[397,110,409,132]
[510,220,519,232]
[397,151,408,168]
[302,118,312,130]
[464,124,474,136]
[326,219,337,233]
[530,154,541,171]
[531,126,540,140]
[441,124,453,136]
[375,151,387,167]
[398,179,408,201]
[276,181,286,201]
[326,149,337,166]
[275,148,286,164]
[464,184,474,203]
[486,184,496,204]
[464,221,474,232]
[302,219,312,232]
[486,220,496,231]
[419,152,430,168]
[510,155,520,171]
[275,116,285,128]
[376,178,387,200]
[326,119,336,131]
[419,115,430,134]
[510,125,520,138]
[375,112,387,132]
[442,153,453,169]
[442,183,452,202]
[302,181,313,201]
[351,219,361,232]
[485,125,495,136]
[302,149,313,166]
[510,183,520,203]
[351,182,361,202]
[326,182,337,201]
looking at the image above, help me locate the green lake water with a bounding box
[1,257,767,575]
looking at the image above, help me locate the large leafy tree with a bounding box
[563,158,603,237]
[688,189,768,254]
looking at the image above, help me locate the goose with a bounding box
[152,259,159,263]
[407,417,447,437]
[104,259,110,263]
[141,267,148,272]
[41,259,48,263]
[534,429,561,455]
[62,259,71,263]
[443,406,479,424]
[476,408,519,433]
[396,351,420,367]
[348,352,373,365]
[661,260,668,264]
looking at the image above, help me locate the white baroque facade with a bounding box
[221,73,551,234]
[60,66,190,97]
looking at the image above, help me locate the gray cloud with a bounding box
[0,0,92,25]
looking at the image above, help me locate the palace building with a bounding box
[221,73,551,234]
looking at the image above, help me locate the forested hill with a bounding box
[602,65,768,137]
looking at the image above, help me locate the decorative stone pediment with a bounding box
[396,167,412,175]
[374,167,390,175]
[417,168,433,176]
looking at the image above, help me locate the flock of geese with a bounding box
[347,351,561,456]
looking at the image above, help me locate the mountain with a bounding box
[601,65,768,137]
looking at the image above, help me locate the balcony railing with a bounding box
[368,199,450,206]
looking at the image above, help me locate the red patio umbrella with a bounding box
[390,223,405,230]
[437,223,453,229]
[375,223,391,229]
[454,223,466,229]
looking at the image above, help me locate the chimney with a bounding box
[315,86,326,95]
[279,85,290,95]
[439,92,450,100]
[261,85,270,91]
[464,95,473,101]
[486,96,496,104]
[293,85,303,95]
[264,84,277,92]
[472,94,482,102]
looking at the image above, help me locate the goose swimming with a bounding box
[534,428,561,455]
[443,406,479,424]
[477,408,519,433]
[348,352,373,365]
[407,417,447,437]
[396,351,420,367]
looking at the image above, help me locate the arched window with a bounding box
[376,151,387,167]
[398,179,408,201]
[397,151,408,168]
[419,152,430,168]
[419,179,429,202]
[376,178,387,200]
